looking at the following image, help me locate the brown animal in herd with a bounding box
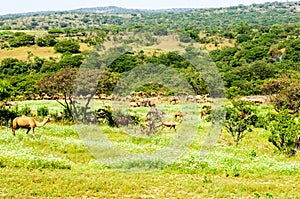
[129,101,141,108]
[174,111,184,119]
[169,96,179,104]
[162,118,182,132]
[11,115,51,136]
[200,105,212,119]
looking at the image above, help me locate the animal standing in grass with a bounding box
[11,115,51,136]
[162,118,182,132]
[174,111,184,119]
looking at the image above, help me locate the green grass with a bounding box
[0,100,300,198]
[0,167,299,198]
[15,100,65,115]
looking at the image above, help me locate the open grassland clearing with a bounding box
[0,100,300,197]
[0,30,48,36]
[0,46,57,61]
[0,43,93,61]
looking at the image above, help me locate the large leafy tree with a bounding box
[58,53,84,68]
[96,71,120,95]
[261,77,300,112]
[283,39,300,62]
[37,67,103,122]
[0,58,28,75]
[36,68,78,119]
[36,34,57,47]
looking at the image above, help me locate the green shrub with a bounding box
[266,109,300,155]
[9,34,35,47]
[36,34,57,47]
[54,40,80,54]
[0,107,18,126]
[110,158,167,169]
[0,155,71,170]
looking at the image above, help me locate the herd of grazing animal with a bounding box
[162,111,185,132]
[142,109,185,134]
[2,93,216,137]
[162,117,183,132]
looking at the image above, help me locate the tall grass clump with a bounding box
[108,157,167,170]
[37,106,49,116]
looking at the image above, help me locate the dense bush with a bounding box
[266,110,300,155]
[0,107,18,126]
[58,53,83,68]
[36,34,57,47]
[9,33,35,47]
[0,80,11,101]
[48,28,64,34]
[54,40,80,54]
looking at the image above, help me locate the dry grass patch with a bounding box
[79,43,94,52]
[0,46,58,61]
[0,30,47,36]
[0,43,92,61]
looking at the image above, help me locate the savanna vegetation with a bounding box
[0,1,300,198]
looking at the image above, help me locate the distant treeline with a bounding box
[0,1,299,30]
